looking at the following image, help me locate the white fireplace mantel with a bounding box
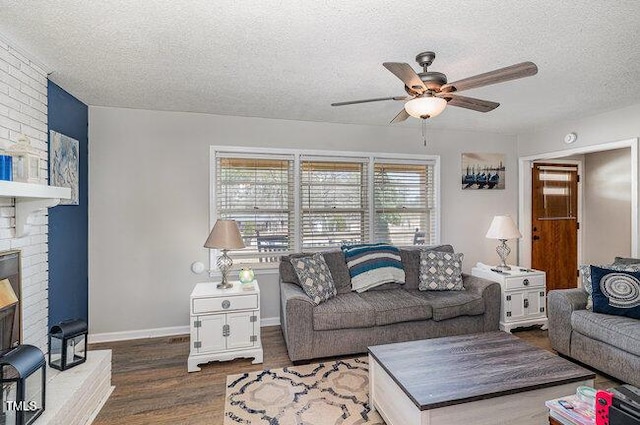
[0,181,71,237]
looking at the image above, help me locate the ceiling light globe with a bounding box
[404,96,447,119]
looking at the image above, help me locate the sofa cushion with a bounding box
[357,289,433,326]
[342,243,405,292]
[408,289,484,321]
[290,253,337,305]
[613,256,640,265]
[590,266,640,319]
[280,250,353,294]
[312,292,375,331]
[419,251,464,291]
[401,245,455,290]
[571,310,640,356]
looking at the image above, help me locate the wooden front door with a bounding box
[531,163,579,291]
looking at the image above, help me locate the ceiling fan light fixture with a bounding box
[404,96,447,119]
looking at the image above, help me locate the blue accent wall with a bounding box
[47,81,88,326]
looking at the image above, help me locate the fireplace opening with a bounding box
[0,252,21,356]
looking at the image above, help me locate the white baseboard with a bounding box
[89,325,190,344]
[261,317,281,327]
[89,317,281,343]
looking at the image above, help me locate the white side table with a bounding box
[187,280,263,372]
[471,266,548,333]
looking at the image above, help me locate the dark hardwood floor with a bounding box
[90,327,619,425]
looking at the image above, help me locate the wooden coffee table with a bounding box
[368,332,595,425]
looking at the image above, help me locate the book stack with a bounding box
[546,395,596,425]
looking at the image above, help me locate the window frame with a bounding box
[210,146,441,270]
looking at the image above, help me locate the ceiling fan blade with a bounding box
[440,61,538,93]
[390,108,410,123]
[383,62,426,93]
[436,93,500,112]
[331,96,408,107]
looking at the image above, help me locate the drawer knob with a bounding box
[523,279,530,286]
[222,300,231,309]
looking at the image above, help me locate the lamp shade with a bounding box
[485,215,522,240]
[204,219,246,249]
[404,96,447,119]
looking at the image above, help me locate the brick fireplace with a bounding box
[1,36,113,424]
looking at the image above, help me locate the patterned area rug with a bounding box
[224,357,384,424]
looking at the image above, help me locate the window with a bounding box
[212,148,439,267]
[374,161,436,246]
[300,158,368,250]
[215,153,294,263]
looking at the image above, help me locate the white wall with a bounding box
[88,106,518,336]
[518,103,640,157]
[0,37,51,352]
[583,148,632,263]
[517,102,640,265]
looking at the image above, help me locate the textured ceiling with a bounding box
[1,1,639,134]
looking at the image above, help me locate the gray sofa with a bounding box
[548,289,640,387]
[279,245,501,362]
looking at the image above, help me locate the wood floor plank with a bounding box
[90,327,620,424]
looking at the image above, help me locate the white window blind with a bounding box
[212,148,439,267]
[300,158,369,250]
[215,155,294,263]
[373,161,436,246]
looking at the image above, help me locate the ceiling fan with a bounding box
[331,51,538,123]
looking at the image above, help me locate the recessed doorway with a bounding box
[518,138,639,289]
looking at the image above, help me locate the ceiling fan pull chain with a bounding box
[422,118,428,146]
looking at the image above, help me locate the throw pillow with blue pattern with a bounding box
[419,251,464,291]
[342,243,405,293]
[290,253,337,305]
[590,265,640,319]
[579,263,640,310]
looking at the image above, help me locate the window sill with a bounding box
[208,266,280,280]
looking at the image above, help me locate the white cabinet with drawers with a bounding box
[471,266,548,333]
[187,281,263,372]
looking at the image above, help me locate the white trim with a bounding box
[207,266,281,281]
[89,325,190,344]
[368,155,375,243]
[261,317,281,327]
[518,138,639,267]
[293,153,301,252]
[434,156,442,244]
[209,145,442,266]
[210,145,438,161]
[89,318,282,343]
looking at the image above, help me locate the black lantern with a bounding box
[48,319,87,371]
[0,345,46,425]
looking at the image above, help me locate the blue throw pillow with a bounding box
[342,243,405,293]
[590,266,640,319]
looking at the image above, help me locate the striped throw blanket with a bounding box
[342,243,405,292]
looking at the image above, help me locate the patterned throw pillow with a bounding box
[590,266,640,319]
[290,253,337,305]
[419,251,464,291]
[342,243,405,293]
[579,263,640,310]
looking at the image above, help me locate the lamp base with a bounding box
[216,249,234,290]
[495,239,512,271]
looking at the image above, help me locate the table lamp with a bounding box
[485,215,522,271]
[204,220,245,289]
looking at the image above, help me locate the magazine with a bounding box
[545,394,595,425]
